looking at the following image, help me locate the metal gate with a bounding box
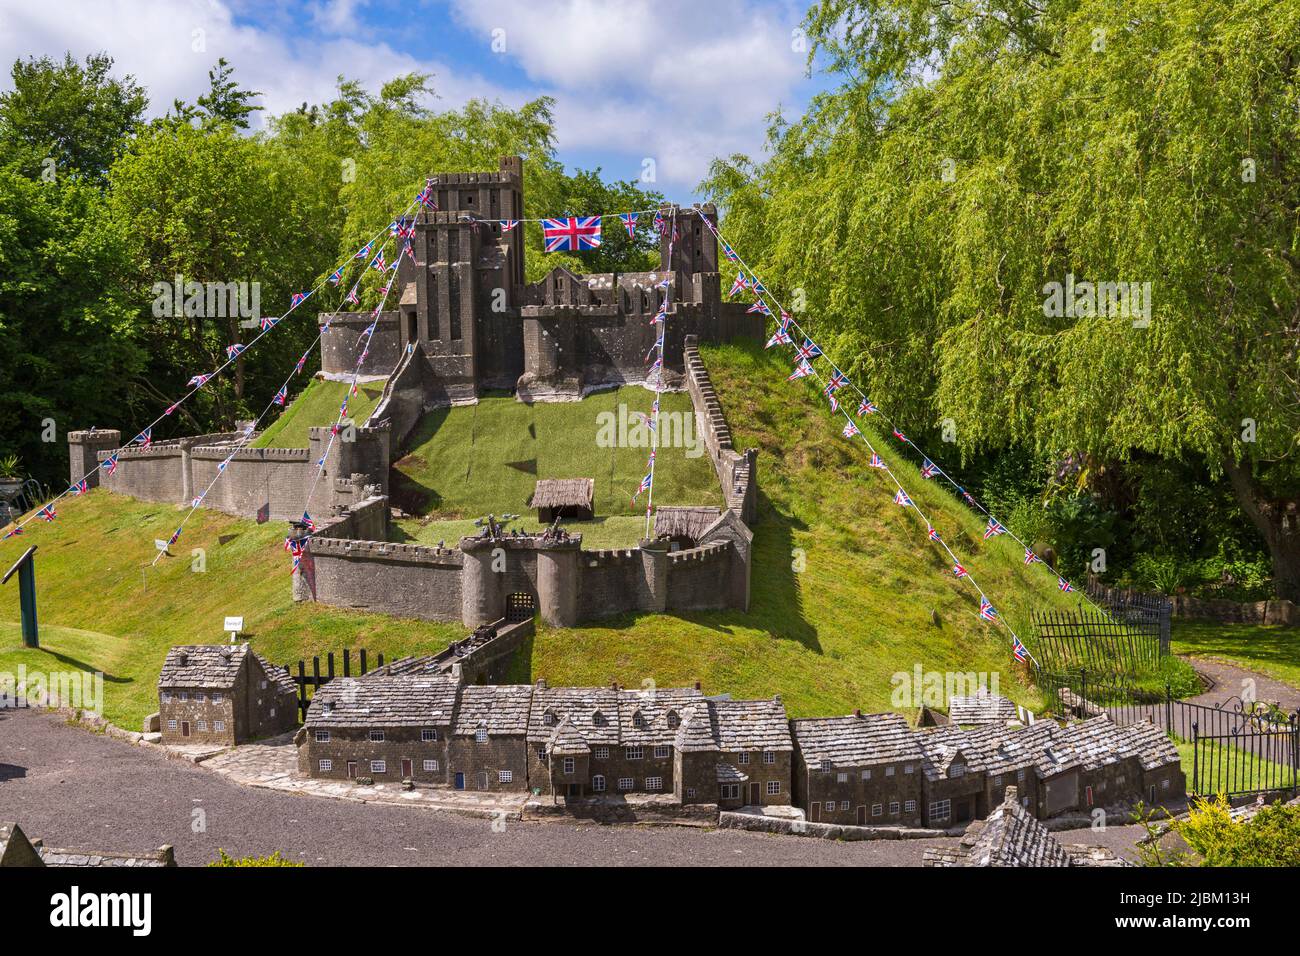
[506,592,536,622]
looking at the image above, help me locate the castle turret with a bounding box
[67,429,121,488]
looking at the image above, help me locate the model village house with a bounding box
[158,646,1185,825]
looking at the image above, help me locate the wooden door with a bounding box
[401,758,413,778]
[856,805,866,825]
[810,802,821,822]
[181,721,190,738]
[749,782,760,805]
[347,761,357,779]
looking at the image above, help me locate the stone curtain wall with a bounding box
[319,312,403,378]
[684,336,757,523]
[190,445,312,520]
[306,538,467,621]
[88,432,245,504]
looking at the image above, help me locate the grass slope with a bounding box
[251,377,386,449]
[507,341,1086,716]
[390,387,721,518]
[0,492,463,729]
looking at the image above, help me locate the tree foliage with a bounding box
[703,0,1300,597]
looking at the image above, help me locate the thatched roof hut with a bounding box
[528,478,595,521]
[653,506,721,544]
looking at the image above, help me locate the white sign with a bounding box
[154,539,169,551]
[224,616,244,634]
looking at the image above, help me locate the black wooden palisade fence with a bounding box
[1037,667,1299,799]
[281,649,387,720]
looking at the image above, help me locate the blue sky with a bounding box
[0,0,835,199]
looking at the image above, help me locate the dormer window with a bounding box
[949,762,966,778]
[592,710,606,726]
[666,709,680,729]
[632,710,646,729]
[475,726,488,743]
[544,710,557,727]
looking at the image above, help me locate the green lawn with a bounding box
[1171,621,1300,690]
[393,514,652,550]
[390,387,721,518]
[0,492,464,729]
[251,377,386,449]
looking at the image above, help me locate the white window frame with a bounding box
[904,763,913,774]
[537,748,547,762]
[889,801,900,815]
[498,770,513,783]
[625,746,644,760]
[837,772,848,783]
[369,730,385,742]
[167,719,177,730]
[319,759,332,772]
[618,777,634,792]
[738,751,750,765]
[766,781,781,795]
[371,759,387,774]
[720,783,740,800]
[562,757,575,775]
[197,720,207,732]
[645,776,663,791]
[885,765,895,777]
[763,751,775,765]
[212,693,222,704]
[421,728,437,742]
[861,768,871,781]
[475,727,488,743]
[904,800,916,812]
[315,730,330,743]
[929,799,951,822]
[592,775,606,792]
[423,759,439,772]
[653,744,670,759]
[594,746,609,760]
[871,803,883,816]
[213,720,225,731]
[840,800,850,811]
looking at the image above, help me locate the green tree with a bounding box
[704,0,1300,600]
[0,52,146,182]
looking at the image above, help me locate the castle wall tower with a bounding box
[660,203,720,282]
[67,429,121,489]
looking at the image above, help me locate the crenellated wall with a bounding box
[684,336,758,523]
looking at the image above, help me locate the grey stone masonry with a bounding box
[923,786,1072,867]
[948,691,1019,727]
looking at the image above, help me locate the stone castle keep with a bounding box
[70,156,764,628]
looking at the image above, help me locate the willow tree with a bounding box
[705,0,1300,599]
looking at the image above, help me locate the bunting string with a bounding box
[697,210,1044,666]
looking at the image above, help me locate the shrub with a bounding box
[208,849,305,867]
[1140,794,1300,867]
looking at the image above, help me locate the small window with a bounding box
[319,759,332,772]
[625,746,644,760]
[423,759,439,772]
[315,730,330,743]
[1161,778,1170,790]
[161,692,170,703]
[537,748,547,762]
[197,720,207,731]
[871,804,883,816]
[213,720,225,731]
[885,766,895,777]
[929,799,951,822]
[618,777,634,791]
[632,711,646,729]
[260,680,267,690]
[646,776,663,791]
[948,763,965,778]
[991,774,1001,785]
[836,772,848,783]
[269,708,276,717]
[840,800,850,810]
[904,763,914,774]
[763,751,775,765]
[592,711,606,726]
[666,710,680,729]
[544,712,556,727]
[167,719,177,730]
[179,692,189,701]
[686,788,697,799]
[212,693,223,704]
[594,746,609,760]
[653,745,670,759]
[889,801,900,815]
[499,770,513,783]
[421,728,437,742]
[738,752,750,765]
[475,727,488,743]
[720,783,740,800]
[369,730,385,742]
[195,693,206,703]
[861,769,871,781]
[904,800,916,812]
[766,781,781,795]
[562,757,575,775]
[371,760,387,774]
[1016,769,1025,782]
[592,775,606,792]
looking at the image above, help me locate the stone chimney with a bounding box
[854,709,862,718]
[535,678,548,690]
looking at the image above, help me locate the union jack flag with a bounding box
[134,427,151,448]
[894,489,912,507]
[979,597,998,622]
[286,537,306,572]
[829,394,840,414]
[166,403,180,417]
[747,300,770,315]
[788,359,814,381]
[765,325,793,349]
[217,458,229,473]
[188,373,211,387]
[858,399,878,416]
[983,519,1007,539]
[653,210,666,235]
[842,421,860,439]
[928,526,941,542]
[38,505,56,522]
[371,250,386,272]
[226,343,246,360]
[500,220,520,232]
[402,241,415,262]
[261,315,283,332]
[3,526,22,538]
[355,241,373,260]
[1058,578,1075,593]
[302,511,316,533]
[728,273,750,296]
[655,275,670,290]
[70,479,88,496]
[752,279,767,295]
[416,182,436,207]
[191,495,204,508]
[648,356,664,375]
[620,212,638,237]
[329,268,344,286]
[722,241,738,262]
[921,459,938,479]
[295,352,309,375]
[892,428,907,442]
[345,286,360,305]
[824,371,848,396]
[637,413,657,433]
[291,292,307,308]
[274,385,288,406]
[869,453,887,469]
[646,335,664,361]
[103,454,118,475]
[542,216,602,252]
[953,563,968,578]
[795,338,821,362]
[167,526,182,547]
[1024,549,1040,565]
[958,486,976,505]
[1012,636,1030,663]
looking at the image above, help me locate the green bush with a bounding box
[1143,795,1300,867]
[208,849,305,867]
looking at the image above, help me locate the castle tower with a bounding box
[660,203,720,282]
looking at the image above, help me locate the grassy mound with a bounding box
[251,377,386,449]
